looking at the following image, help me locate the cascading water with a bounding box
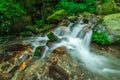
[31,22,120,80]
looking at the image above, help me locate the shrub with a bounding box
[92,31,111,45]
[35,19,45,27]
[56,0,96,15]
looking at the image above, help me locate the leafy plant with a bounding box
[35,19,45,27]
[92,31,111,45]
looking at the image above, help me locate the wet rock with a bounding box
[53,46,67,55]
[34,46,45,57]
[49,65,69,80]
[0,44,32,62]
[46,40,53,47]
[83,24,92,33]
[47,32,59,42]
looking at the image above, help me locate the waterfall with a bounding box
[31,22,120,80]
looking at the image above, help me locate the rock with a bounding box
[34,46,45,57]
[102,13,120,41]
[53,46,67,54]
[68,16,77,22]
[49,65,69,80]
[46,40,53,47]
[50,54,58,65]
[47,32,59,42]
[0,44,32,62]
[47,9,67,23]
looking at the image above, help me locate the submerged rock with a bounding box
[49,65,69,80]
[0,44,32,62]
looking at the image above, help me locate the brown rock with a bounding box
[53,46,67,55]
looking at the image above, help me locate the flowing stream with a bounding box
[3,21,119,80]
[29,21,120,80]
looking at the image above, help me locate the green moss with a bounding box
[47,9,67,22]
[35,19,45,27]
[103,13,120,37]
[20,31,33,37]
[41,25,51,32]
[47,32,58,42]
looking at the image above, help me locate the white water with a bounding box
[31,22,120,80]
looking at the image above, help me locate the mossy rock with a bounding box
[47,32,59,42]
[25,25,39,34]
[34,46,45,57]
[102,13,120,42]
[41,25,51,32]
[47,9,67,23]
[20,31,33,37]
[68,16,77,22]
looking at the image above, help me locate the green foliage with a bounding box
[0,0,26,35]
[0,0,26,18]
[56,0,86,15]
[35,19,45,27]
[92,31,111,45]
[56,0,96,15]
[20,31,33,37]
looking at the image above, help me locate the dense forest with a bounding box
[0,0,120,80]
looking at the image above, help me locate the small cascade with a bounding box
[30,21,120,80]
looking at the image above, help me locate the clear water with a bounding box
[30,22,120,80]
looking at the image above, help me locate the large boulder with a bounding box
[102,13,120,42]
